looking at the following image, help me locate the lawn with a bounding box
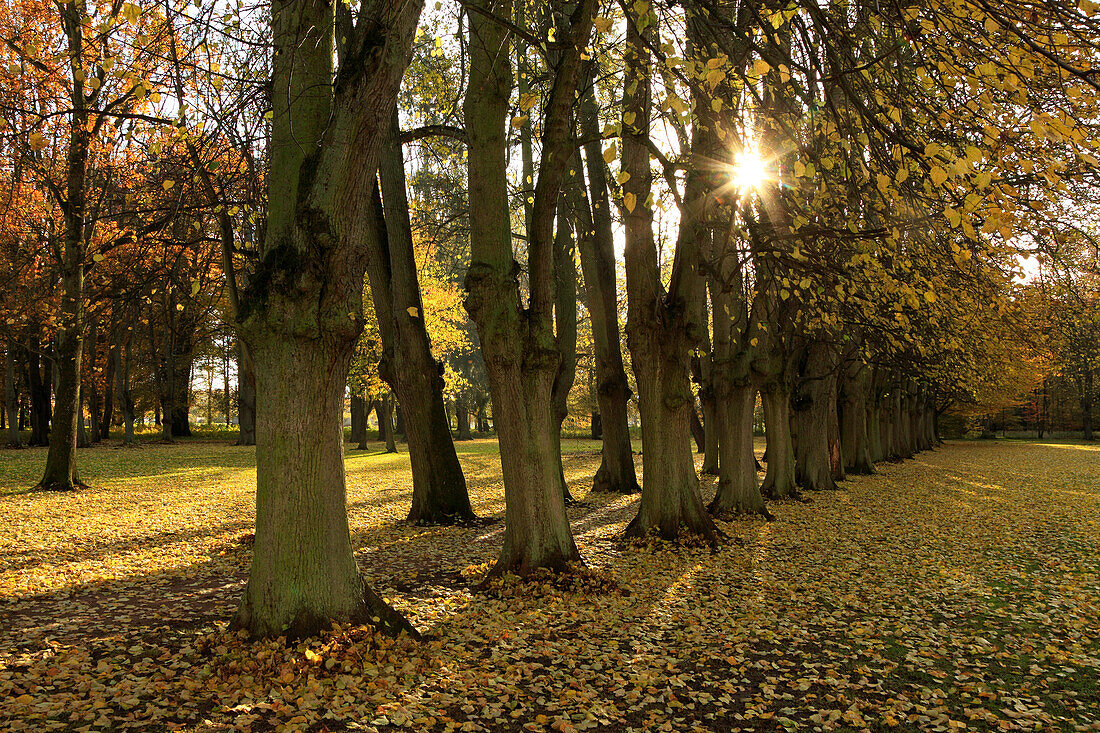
[0,439,1097,732]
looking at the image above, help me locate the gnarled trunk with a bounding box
[621,5,715,544]
[709,384,765,516]
[231,0,423,639]
[761,385,797,498]
[793,342,841,491]
[839,359,874,474]
[463,0,590,573]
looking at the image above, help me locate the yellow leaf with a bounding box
[510,115,529,128]
[624,192,637,213]
[593,16,612,33]
[603,144,617,164]
[162,180,175,190]
[930,166,947,187]
[407,307,419,318]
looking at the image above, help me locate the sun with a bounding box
[730,147,769,191]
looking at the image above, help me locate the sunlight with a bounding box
[730,146,769,191]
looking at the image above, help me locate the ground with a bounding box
[0,438,1097,732]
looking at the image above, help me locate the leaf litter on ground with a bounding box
[0,438,1098,732]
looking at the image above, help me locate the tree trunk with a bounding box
[621,6,715,544]
[151,319,175,443]
[5,344,20,447]
[573,65,638,496]
[86,320,101,443]
[1082,370,1094,440]
[590,411,601,440]
[381,394,397,453]
[697,401,716,471]
[793,342,841,491]
[839,358,874,474]
[25,342,51,447]
[236,342,256,446]
[761,385,798,498]
[235,338,408,638]
[373,400,386,442]
[350,394,367,446]
[36,1,90,490]
[866,401,883,464]
[170,355,193,437]
[231,0,423,639]
[894,390,914,458]
[552,191,579,504]
[453,400,469,440]
[463,0,591,574]
[476,399,489,433]
[368,110,473,523]
[100,318,117,441]
[77,393,89,448]
[709,384,766,516]
[116,330,135,444]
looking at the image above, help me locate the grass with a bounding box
[0,438,1098,732]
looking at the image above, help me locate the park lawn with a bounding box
[0,439,1098,732]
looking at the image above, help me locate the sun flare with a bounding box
[731,148,769,191]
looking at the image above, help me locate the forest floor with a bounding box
[0,438,1098,732]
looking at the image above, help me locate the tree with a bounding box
[230,0,424,639]
[365,108,474,524]
[463,0,595,575]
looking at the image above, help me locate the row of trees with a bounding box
[2,0,1097,637]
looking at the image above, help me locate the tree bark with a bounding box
[5,343,20,447]
[86,320,101,443]
[367,108,473,523]
[552,191,579,504]
[170,355,193,437]
[350,393,367,446]
[236,342,256,446]
[761,384,798,498]
[573,65,638,495]
[621,5,716,544]
[100,317,117,441]
[792,342,841,491]
[25,340,51,447]
[709,384,766,516]
[231,0,423,639]
[463,0,592,574]
[37,7,90,490]
[381,394,397,453]
[839,357,874,474]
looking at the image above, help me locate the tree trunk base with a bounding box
[487,545,581,581]
[406,507,477,526]
[590,464,640,494]
[232,577,420,641]
[708,500,774,522]
[35,476,89,492]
